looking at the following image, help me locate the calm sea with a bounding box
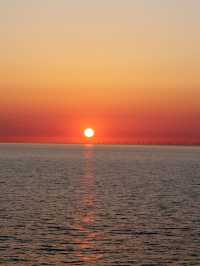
[0,144,200,265]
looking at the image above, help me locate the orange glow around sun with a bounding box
[84,128,95,138]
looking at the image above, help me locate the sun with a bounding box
[84,128,95,138]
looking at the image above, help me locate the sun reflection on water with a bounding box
[72,145,103,264]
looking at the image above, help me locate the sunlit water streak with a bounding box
[0,144,200,265]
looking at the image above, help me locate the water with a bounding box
[0,144,200,265]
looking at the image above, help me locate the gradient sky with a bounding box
[0,0,200,144]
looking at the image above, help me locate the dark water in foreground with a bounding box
[0,144,200,266]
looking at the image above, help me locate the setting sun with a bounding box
[84,128,95,138]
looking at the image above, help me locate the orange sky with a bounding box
[0,1,200,144]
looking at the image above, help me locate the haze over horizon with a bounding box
[1,1,200,144]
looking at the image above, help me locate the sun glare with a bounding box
[84,128,95,138]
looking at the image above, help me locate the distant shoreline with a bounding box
[0,142,199,147]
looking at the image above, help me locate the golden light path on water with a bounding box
[72,144,103,264]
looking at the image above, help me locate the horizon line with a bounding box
[0,141,200,147]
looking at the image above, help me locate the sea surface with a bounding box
[0,144,200,266]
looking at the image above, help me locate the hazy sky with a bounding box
[0,1,200,143]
